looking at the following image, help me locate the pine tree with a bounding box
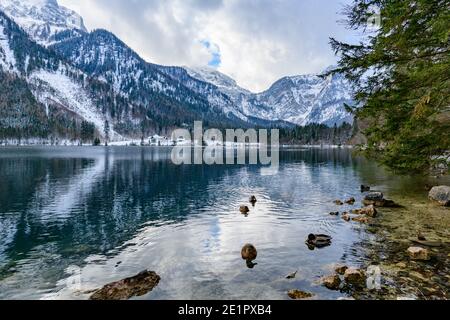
[328,0,450,173]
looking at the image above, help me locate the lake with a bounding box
[0,147,448,300]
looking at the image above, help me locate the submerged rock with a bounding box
[90,270,161,300]
[241,244,258,261]
[287,289,314,300]
[353,205,378,218]
[344,268,366,286]
[352,216,370,224]
[322,275,341,290]
[409,238,443,248]
[428,186,450,206]
[407,247,430,261]
[363,192,400,207]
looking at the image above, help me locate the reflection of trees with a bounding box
[0,149,249,270]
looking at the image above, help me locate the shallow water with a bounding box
[0,147,448,300]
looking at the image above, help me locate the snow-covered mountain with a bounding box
[0,0,87,45]
[0,11,147,142]
[0,0,355,144]
[185,66,354,126]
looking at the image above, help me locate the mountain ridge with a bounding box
[0,0,355,144]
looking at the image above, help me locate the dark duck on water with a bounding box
[306,234,332,249]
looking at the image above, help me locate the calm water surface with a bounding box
[0,147,448,300]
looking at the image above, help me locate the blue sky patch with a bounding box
[201,40,221,68]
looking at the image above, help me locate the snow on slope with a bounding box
[0,0,87,45]
[186,67,354,126]
[0,22,17,72]
[29,70,120,139]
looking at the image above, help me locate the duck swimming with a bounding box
[306,234,332,249]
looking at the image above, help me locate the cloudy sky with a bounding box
[59,0,357,92]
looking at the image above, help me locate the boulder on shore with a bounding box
[428,186,450,207]
[407,247,430,261]
[90,270,160,300]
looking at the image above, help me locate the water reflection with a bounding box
[0,147,447,300]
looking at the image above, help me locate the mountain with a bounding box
[0,10,161,143]
[0,0,87,45]
[0,0,355,144]
[49,29,250,129]
[185,66,354,127]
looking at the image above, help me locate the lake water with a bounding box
[0,147,448,300]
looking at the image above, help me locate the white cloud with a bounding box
[59,0,355,92]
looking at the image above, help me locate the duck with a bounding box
[249,196,257,204]
[306,234,332,248]
[241,244,258,261]
[240,205,250,214]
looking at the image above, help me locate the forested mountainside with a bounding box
[0,11,246,144]
[50,29,250,129]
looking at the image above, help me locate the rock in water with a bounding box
[335,265,348,275]
[407,247,430,261]
[90,271,160,300]
[344,268,366,287]
[287,290,314,300]
[286,271,298,279]
[240,206,250,214]
[345,197,356,205]
[364,192,384,202]
[361,185,371,192]
[429,186,450,206]
[322,275,341,290]
[241,244,257,261]
[355,205,378,218]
